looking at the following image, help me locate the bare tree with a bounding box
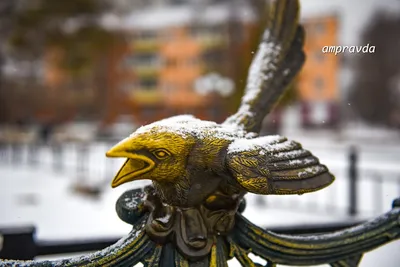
[349,12,400,127]
[0,0,18,122]
[0,0,124,123]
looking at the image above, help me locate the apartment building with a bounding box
[298,15,340,128]
[40,1,339,132]
[102,9,340,129]
[104,1,256,126]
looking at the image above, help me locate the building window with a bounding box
[122,53,159,68]
[134,54,158,63]
[139,79,158,90]
[203,49,224,66]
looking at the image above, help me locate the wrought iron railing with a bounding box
[1,141,399,217]
[0,221,365,261]
[1,188,399,266]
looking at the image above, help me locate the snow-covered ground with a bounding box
[0,129,399,266]
[1,130,399,218]
[1,163,398,267]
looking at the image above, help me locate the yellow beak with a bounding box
[106,139,155,188]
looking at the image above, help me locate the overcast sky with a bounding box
[300,0,400,46]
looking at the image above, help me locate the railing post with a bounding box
[0,226,37,260]
[255,195,267,207]
[374,174,383,214]
[76,143,89,178]
[0,140,6,162]
[398,176,400,201]
[52,142,63,172]
[105,141,114,180]
[11,142,22,165]
[28,142,38,166]
[348,146,358,216]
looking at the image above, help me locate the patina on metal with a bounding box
[1,0,399,266]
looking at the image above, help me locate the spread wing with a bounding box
[226,136,334,195]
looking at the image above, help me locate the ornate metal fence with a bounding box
[1,141,399,217]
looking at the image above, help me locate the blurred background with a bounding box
[0,0,399,266]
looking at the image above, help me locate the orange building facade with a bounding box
[40,7,339,131]
[103,6,256,127]
[297,15,340,128]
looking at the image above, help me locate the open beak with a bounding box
[106,139,155,188]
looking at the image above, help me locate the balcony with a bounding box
[197,35,227,50]
[130,89,163,105]
[132,66,160,78]
[130,40,160,52]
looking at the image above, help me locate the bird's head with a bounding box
[106,123,196,188]
[106,115,244,188]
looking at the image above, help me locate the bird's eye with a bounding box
[153,149,170,159]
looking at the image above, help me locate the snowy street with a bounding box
[1,163,399,267]
[0,129,399,266]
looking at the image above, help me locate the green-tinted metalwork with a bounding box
[1,0,399,266]
[2,189,399,266]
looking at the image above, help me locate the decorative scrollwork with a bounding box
[2,189,398,266]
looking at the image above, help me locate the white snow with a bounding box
[226,104,255,127]
[224,30,282,126]
[132,115,248,140]
[288,158,314,166]
[241,31,281,104]
[0,144,151,241]
[194,73,235,97]
[0,129,399,266]
[156,214,171,224]
[122,3,255,31]
[227,135,285,154]
[229,242,400,267]
[124,197,138,209]
[297,166,326,178]
[274,150,307,159]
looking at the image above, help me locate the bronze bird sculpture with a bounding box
[106,0,334,258]
[107,116,334,207]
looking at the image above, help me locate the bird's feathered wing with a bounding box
[224,0,305,133]
[226,136,334,195]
